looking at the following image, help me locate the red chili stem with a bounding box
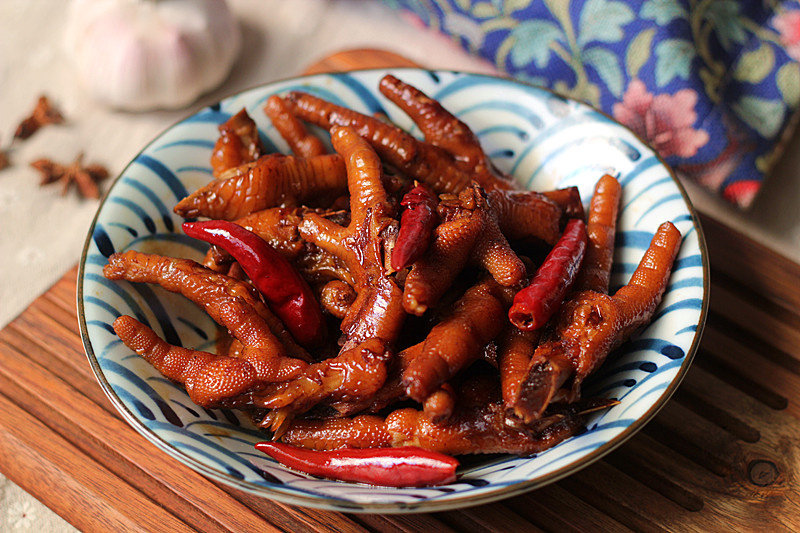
[509,218,588,331]
[182,220,325,347]
[255,442,458,487]
[391,183,438,271]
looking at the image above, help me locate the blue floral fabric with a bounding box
[382,0,800,207]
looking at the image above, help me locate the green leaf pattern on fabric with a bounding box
[503,0,530,14]
[470,2,498,19]
[705,0,747,50]
[777,62,800,106]
[732,95,786,138]
[509,20,563,68]
[641,0,688,25]
[735,43,776,84]
[626,28,656,79]
[578,0,634,45]
[584,46,624,96]
[655,39,696,86]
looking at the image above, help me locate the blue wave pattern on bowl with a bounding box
[80,69,706,512]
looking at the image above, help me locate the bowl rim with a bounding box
[77,67,710,514]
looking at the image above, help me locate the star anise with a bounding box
[15,95,64,140]
[30,153,109,198]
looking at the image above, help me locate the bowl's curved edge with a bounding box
[77,67,710,514]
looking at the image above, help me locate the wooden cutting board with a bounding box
[1,49,798,532]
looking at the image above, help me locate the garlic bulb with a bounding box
[65,0,241,111]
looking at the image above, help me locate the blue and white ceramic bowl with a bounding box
[78,69,708,513]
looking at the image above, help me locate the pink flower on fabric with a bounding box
[613,80,709,158]
[774,10,800,61]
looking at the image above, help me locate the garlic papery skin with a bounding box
[65,0,242,111]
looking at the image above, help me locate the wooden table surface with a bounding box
[0,50,798,532]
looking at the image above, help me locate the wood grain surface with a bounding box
[0,49,797,532]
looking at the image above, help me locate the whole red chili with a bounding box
[391,183,438,271]
[182,220,325,347]
[255,442,459,487]
[509,218,588,331]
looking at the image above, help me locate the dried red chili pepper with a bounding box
[182,220,325,347]
[391,183,438,271]
[255,442,459,487]
[509,218,588,331]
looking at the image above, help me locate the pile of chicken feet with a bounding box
[105,75,681,456]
